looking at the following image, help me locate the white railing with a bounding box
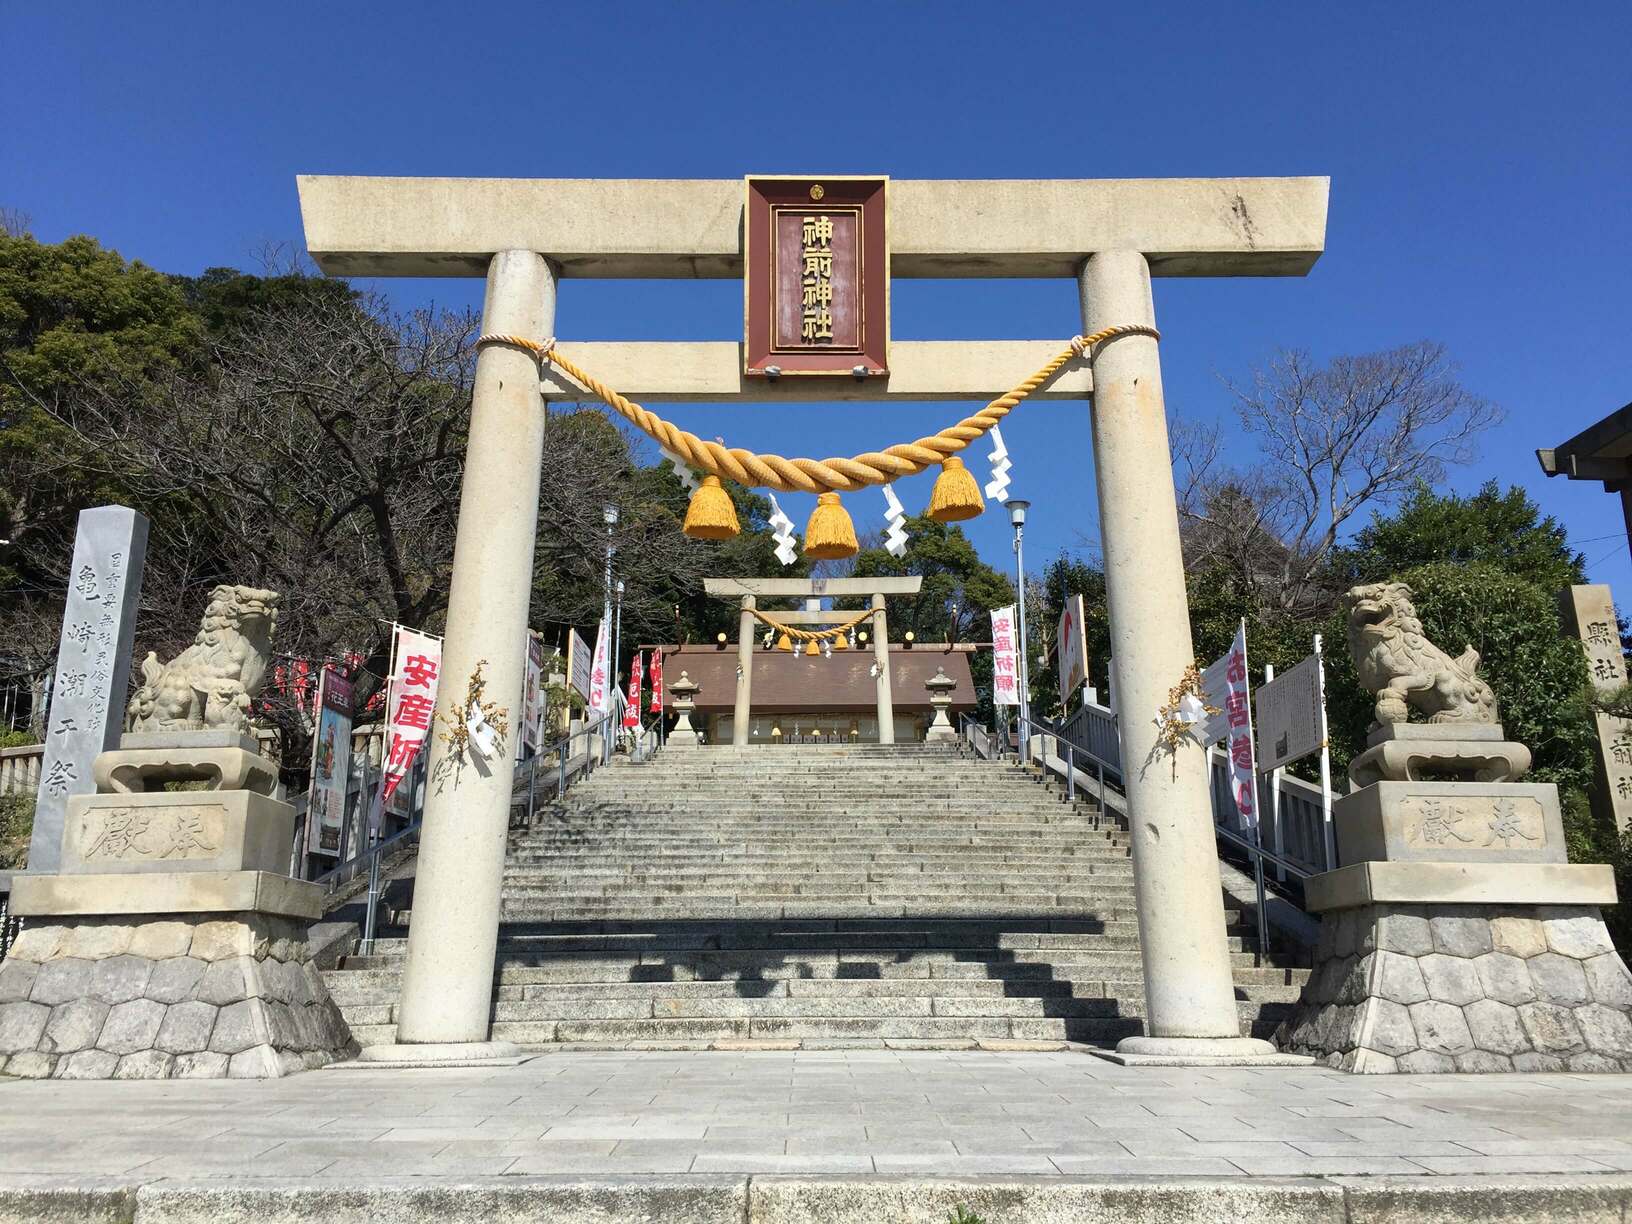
[0,745,43,798]
[1049,698,1339,879]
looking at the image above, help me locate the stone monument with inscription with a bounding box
[28,505,148,874]
[1278,581,1632,1072]
[0,585,356,1079]
[1559,583,1632,836]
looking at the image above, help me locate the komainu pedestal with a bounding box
[0,906,355,1079]
[1278,583,1632,1072]
[0,726,356,1079]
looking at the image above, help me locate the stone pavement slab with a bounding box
[5,1050,1632,1219]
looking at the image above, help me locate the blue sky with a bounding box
[6,2,1631,602]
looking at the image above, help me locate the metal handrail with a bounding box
[333,707,621,955]
[1001,707,1310,961]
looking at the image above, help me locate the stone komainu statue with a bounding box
[1344,581,1497,728]
[127,585,281,734]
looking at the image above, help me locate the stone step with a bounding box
[333,945,1268,981]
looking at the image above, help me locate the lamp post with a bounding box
[1005,498,1032,764]
[601,505,618,634]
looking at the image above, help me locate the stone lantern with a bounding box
[924,666,958,743]
[668,671,701,748]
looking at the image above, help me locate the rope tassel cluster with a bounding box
[479,325,1159,559]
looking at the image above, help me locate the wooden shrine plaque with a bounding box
[744,176,888,377]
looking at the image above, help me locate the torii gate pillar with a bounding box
[732,595,755,746]
[362,250,554,1063]
[1082,250,1276,1062]
[872,593,895,744]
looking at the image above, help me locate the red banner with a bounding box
[623,652,644,730]
[648,649,664,714]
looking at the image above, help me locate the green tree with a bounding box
[1335,481,1585,595]
[0,232,204,577]
[851,516,1014,720]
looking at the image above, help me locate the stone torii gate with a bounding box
[703,575,924,746]
[297,174,1328,1065]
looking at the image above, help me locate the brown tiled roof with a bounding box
[651,644,978,712]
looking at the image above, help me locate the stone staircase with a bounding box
[323,744,1307,1048]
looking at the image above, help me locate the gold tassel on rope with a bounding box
[777,631,794,652]
[803,639,822,657]
[926,456,984,522]
[682,475,740,541]
[805,492,859,560]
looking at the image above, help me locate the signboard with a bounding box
[1056,593,1089,705]
[1255,652,1326,773]
[1560,584,1632,835]
[566,627,592,701]
[307,669,354,857]
[991,605,1020,707]
[744,176,889,377]
[520,633,544,754]
[379,626,440,819]
[28,506,148,873]
[1200,622,1259,829]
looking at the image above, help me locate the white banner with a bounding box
[1056,593,1088,704]
[379,626,441,817]
[588,613,613,714]
[1201,622,1260,829]
[991,605,1019,707]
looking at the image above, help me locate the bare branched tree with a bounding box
[1177,342,1502,615]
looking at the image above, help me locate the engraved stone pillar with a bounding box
[1081,252,1276,1063]
[732,596,755,747]
[28,506,148,873]
[1559,584,1632,836]
[378,250,555,1063]
[872,594,894,745]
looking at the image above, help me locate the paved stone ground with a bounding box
[5,1048,1632,1182]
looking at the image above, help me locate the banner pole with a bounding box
[1315,633,1337,871]
[1264,662,1287,884]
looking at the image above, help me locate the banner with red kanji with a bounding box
[623,652,644,730]
[990,605,1020,706]
[648,648,663,714]
[379,626,442,812]
[1201,620,1259,829]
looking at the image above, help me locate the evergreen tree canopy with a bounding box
[1337,480,1586,595]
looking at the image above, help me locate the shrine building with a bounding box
[650,640,978,745]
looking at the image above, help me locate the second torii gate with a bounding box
[703,576,924,745]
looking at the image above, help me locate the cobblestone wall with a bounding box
[1278,903,1632,1073]
[0,912,356,1078]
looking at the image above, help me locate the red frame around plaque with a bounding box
[744,175,889,377]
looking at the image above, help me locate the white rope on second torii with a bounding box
[882,484,909,558]
[766,493,799,567]
[983,424,1012,503]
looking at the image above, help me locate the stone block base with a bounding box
[1277,902,1632,1073]
[0,911,357,1079]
